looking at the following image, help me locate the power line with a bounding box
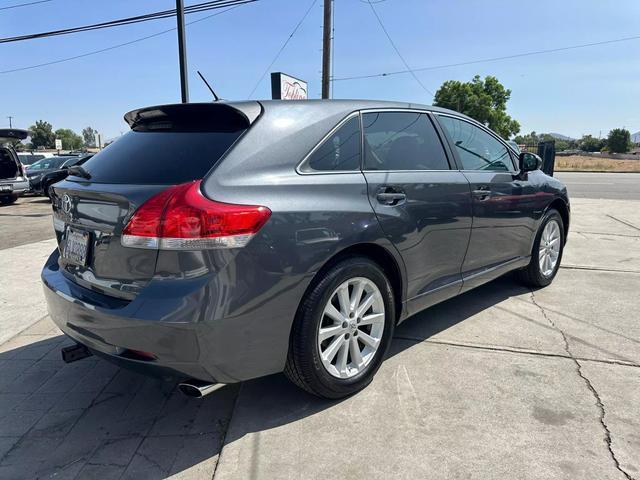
[334,33,640,82]
[0,4,248,75]
[0,0,256,44]
[364,0,433,96]
[0,0,51,11]
[246,0,317,98]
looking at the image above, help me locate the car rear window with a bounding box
[74,130,244,184]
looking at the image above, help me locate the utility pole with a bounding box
[7,116,13,128]
[321,0,332,99]
[176,0,189,103]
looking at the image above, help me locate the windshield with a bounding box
[18,154,44,165]
[28,157,70,170]
[62,155,91,167]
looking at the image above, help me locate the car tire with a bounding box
[285,256,395,399]
[517,208,564,288]
[0,195,17,205]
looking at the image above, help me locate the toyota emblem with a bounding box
[62,194,72,215]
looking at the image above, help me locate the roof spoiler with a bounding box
[124,102,262,133]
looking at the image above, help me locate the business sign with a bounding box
[271,72,308,100]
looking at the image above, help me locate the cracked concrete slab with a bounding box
[580,362,640,480]
[529,269,640,365]
[215,343,629,480]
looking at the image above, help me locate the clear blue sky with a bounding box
[1,0,639,140]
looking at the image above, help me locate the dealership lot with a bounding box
[1,179,639,479]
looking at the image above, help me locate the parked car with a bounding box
[0,129,30,204]
[43,100,570,399]
[26,156,74,192]
[30,154,94,197]
[18,152,54,166]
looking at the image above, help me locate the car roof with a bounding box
[251,99,475,122]
[125,99,476,132]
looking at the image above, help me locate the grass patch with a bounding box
[555,155,640,172]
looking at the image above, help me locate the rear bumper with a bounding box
[0,180,28,196]
[42,248,311,384]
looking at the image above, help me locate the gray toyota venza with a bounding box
[43,100,570,399]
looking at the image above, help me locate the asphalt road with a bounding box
[0,196,54,250]
[555,171,640,200]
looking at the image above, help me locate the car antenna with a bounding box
[197,70,220,101]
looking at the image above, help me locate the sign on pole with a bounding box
[271,72,308,100]
[55,139,62,151]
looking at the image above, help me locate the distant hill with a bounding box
[631,131,640,143]
[547,133,575,141]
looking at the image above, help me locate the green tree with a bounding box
[29,120,55,149]
[54,128,84,150]
[607,128,631,153]
[579,135,605,152]
[433,75,520,138]
[514,131,539,145]
[82,126,96,147]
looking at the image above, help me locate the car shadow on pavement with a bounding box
[216,276,530,450]
[0,276,528,478]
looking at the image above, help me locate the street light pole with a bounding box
[321,0,332,99]
[176,0,189,103]
[7,116,13,128]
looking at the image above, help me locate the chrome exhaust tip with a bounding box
[178,380,224,398]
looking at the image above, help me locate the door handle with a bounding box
[472,185,491,200]
[376,187,406,206]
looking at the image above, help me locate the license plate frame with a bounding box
[62,227,91,267]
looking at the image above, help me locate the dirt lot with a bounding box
[556,155,640,172]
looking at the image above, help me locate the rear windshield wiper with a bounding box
[67,165,91,179]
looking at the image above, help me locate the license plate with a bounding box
[0,185,11,192]
[62,228,90,266]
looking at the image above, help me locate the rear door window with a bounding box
[302,115,361,172]
[75,130,244,184]
[362,112,449,171]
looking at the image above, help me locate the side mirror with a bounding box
[519,152,542,173]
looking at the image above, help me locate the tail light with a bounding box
[121,180,271,250]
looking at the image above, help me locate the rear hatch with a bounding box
[50,102,259,300]
[0,129,28,181]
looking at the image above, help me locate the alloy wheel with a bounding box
[539,219,561,277]
[317,277,385,379]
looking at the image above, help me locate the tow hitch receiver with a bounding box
[61,344,93,363]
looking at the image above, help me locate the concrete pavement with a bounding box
[0,195,638,479]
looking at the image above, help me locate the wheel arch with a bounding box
[302,242,405,324]
[546,197,570,244]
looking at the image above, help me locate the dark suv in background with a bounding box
[43,100,569,399]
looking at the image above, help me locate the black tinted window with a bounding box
[305,116,361,172]
[363,112,449,171]
[75,130,243,184]
[438,116,513,171]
